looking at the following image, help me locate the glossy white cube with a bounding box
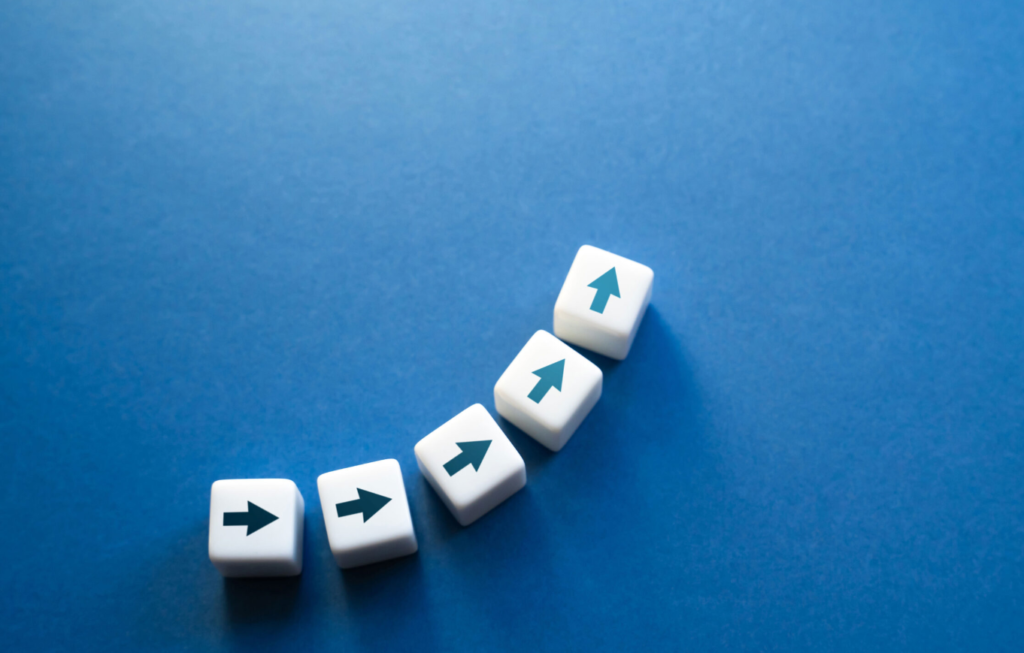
[554,245,654,360]
[494,330,602,452]
[317,459,418,569]
[415,404,526,526]
[208,479,304,578]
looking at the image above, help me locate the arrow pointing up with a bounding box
[335,488,392,522]
[443,440,492,476]
[223,501,279,535]
[588,267,620,313]
[529,359,564,403]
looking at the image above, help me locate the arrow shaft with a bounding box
[590,289,611,313]
[443,452,471,476]
[528,379,554,403]
[336,499,363,518]
[223,511,249,527]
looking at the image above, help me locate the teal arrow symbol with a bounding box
[223,501,279,535]
[443,440,492,476]
[335,489,392,522]
[528,359,564,403]
[588,267,620,313]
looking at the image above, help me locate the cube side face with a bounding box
[289,487,305,575]
[458,464,526,526]
[494,331,603,452]
[494,390,561,450]
[208,479,304,578]
[333,533,419,569]
[553,245,654,360]
[557,372,602,449]
[554,311,628,360]
[212,554,302,578]
[415,454,461,521]
[317,459,418,569]
[414,404,527,525]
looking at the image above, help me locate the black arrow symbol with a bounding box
[335,488,392,522]
[223,501,279,535]
[443,440,492,476]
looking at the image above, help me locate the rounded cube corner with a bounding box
[413,437,429,458]
[276,478,300,494]
[529,329,550,343]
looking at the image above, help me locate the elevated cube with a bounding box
[554,245,654,360]
[208,478,304,578]
[494,330,602,452]
[415,404,526,526]
[317,459,418,569]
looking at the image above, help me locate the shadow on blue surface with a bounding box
[105,302,704,652]
[568,301,710,504]
[421,482,561,645]
[494,414,557,474]
[401,304,712,647]
[338,552,440,652]
[499,304,704,475]
[415,473,466,537]
[222,518,311,626]
[223,575,301,624]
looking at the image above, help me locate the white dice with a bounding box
[414,404,526,526]
[317,459,418,569]
[554,245,654,360]
[208,479,305,578]
[494,330,602,452]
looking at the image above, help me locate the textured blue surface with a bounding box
[2,1,1023,651]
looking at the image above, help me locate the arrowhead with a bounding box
[588,267,620,297]
[245,501,279,535]
[532,359,565,391]
[356,488,392,522]
[455,440,492,471]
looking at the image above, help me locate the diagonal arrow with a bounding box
[223,501,279,535]
[588,267,620,313]
[528,359,564,403]
[335,488,392,522]
[443,440,492,476]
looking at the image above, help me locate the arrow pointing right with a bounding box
[528,359,565,403]
[223,501,279,535]
[335,488,392,522]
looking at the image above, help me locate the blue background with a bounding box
[2,1,1023,651]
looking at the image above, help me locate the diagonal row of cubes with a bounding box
[208,246,654,575]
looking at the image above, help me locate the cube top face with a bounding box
[208,479,304,577]
[414,404,525,520]
[554,245,654,359]
[317,459,417,567]
[494,330,602,436]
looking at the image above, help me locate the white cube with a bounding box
[317,459,418,569]
[494,330,602,452]
[208,478,304,578]
[414,404,527,526]
[553,245,654,360]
